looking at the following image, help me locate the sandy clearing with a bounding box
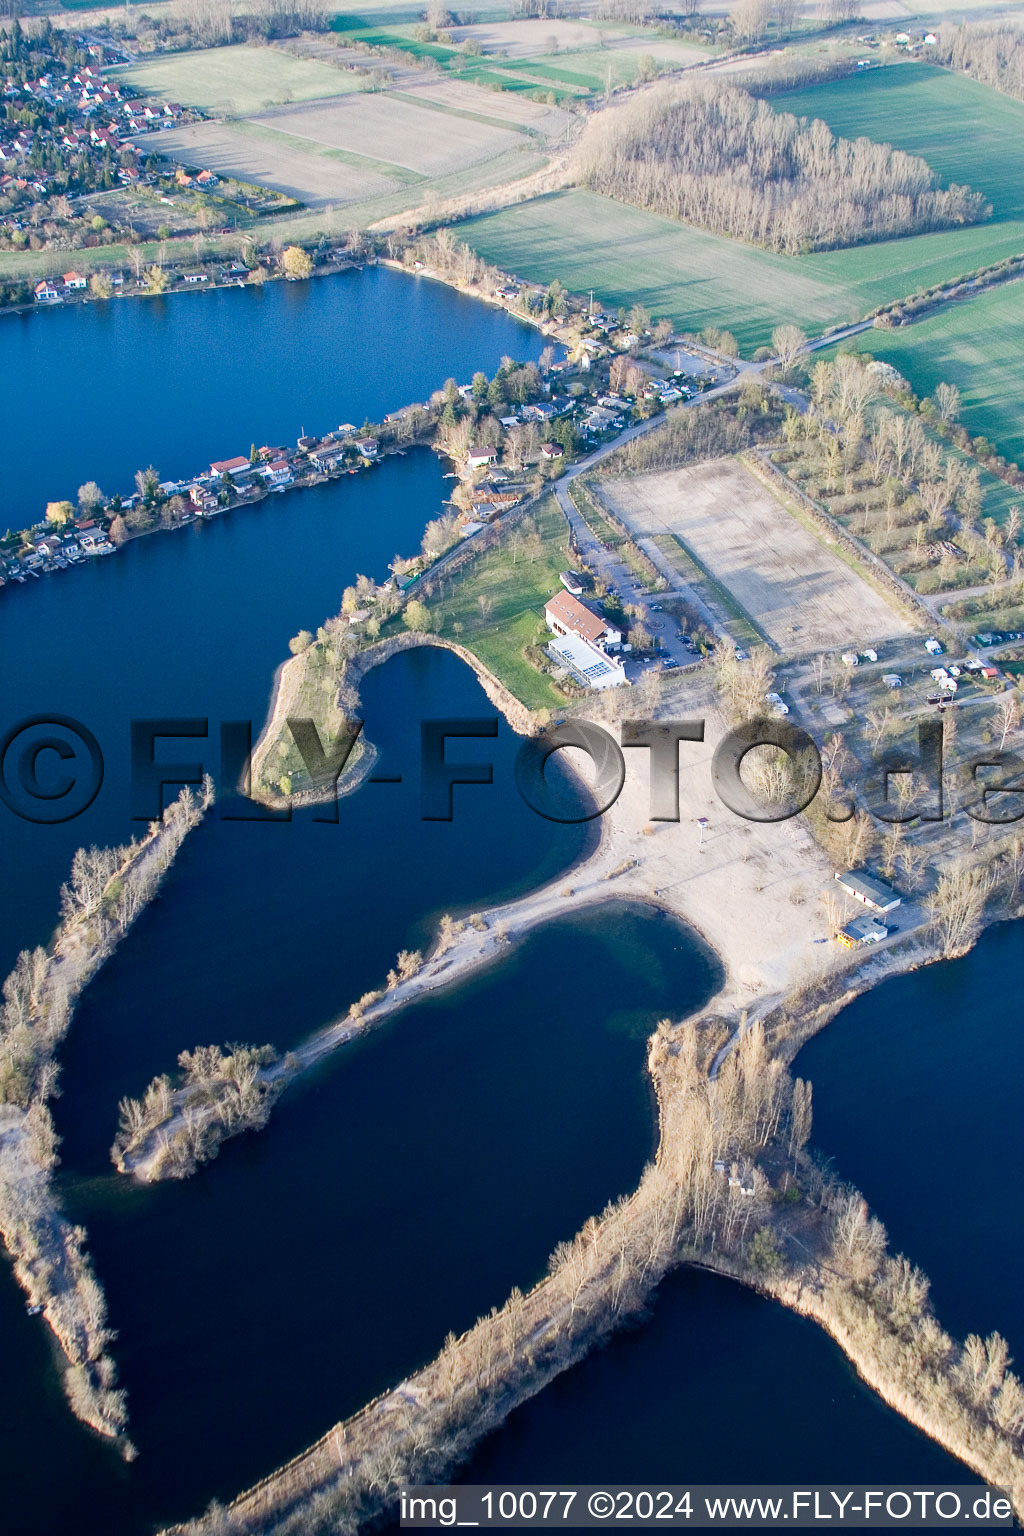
[599,459,912,652]
[248,95,523,176]
[145,123,399,206]
[401,78,574,138]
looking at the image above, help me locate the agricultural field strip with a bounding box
[232,118,423,184]
[462,189,1024,353]
[398,80,572,138]
[598,460,913,652]
[110,46,363,114]
[144,123,403,206]
[384,89,552,139]
[333,145,550,231]
[244,95,525,177]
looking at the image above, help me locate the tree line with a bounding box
[170,1005,1024,1534]
[934,22,1024,106]
[0,783,211,1443]
[575,81,988,253]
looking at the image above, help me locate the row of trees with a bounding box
[171,910,1024,1536]
[933,22,1024,105]
[0,783,210,1441]
[784,353,1009,596]
[576,81,988,253]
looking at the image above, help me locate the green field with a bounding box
[430,496,572,711]
[460,62,1024,353]
[773,65,1024,462]
[329,17,695,98]
[829,281,1024,467]
[113,46,364,114]
[331,22,586,100]
[778,63,1024,225]
[462,189,1024,353]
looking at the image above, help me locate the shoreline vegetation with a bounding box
[163,942,1024,1536]
[133,620,1024,1529]
[116,627,562,1183]
[147,449,1024,1523]
[0,780,212,1445]
[111,1042,286,1182]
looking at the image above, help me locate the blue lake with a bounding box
[0,267,1016,1535]
[0,265,543,527]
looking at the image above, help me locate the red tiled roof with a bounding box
[545,591,608,645]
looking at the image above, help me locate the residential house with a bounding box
[544,591,621,650]
[63,270,87,290]
[188,484,219,513]
[34,279,61,303]
[356,438,379,458]
[310,443,346,472]
[210,456,251,477]
[261,459,293,487]
[583,406,617,434]
[78,527,115,554]
[838,914,889,948]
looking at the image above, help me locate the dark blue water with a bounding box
[797,920,1024,1356]
[56,644,593,1173]
[0,447,446,979]
[12,888,720,1535]
[0,265,543,527]
[453,1267,966,1497]
[0,268,1012,1536]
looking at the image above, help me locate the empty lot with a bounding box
[250,95,523,177]
[598,459,912,651]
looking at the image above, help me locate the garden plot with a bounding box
[598,459,912,652]
[248,95,524,176]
